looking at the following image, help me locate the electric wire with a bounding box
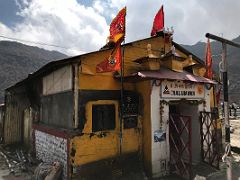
[0,35,72,50]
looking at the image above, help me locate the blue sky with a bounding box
[0,0,22,27]
[0,0,239,55]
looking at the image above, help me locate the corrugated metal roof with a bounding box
[118,67,215,84]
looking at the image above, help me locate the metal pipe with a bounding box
[222,43,232,180]
[119,41,125,155]
[221,43,230,143]
[206,33,240,48]
[206,33,233,180]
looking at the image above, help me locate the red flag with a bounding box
[109,7,126,43]
[205,38,213,79]
[151,5,164,36]
[96,45,121,73]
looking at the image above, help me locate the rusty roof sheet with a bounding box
[119,67,215,84]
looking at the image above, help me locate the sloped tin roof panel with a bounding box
[120,67,215,84]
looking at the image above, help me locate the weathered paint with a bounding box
[4,88,30,144]
[151,82,169,177]
[23,108,33,147]
[70,99,142,172]
[78,36,165,91]
[3,76,42,145]
[43,65,72,95]
[40,91,74,128]
[73,64,79,128]
[205,87,211,112]
[136,81,152,176]
[0,104,4,139]
[122,127,141,154]
[70,100,119,166]
[79,73,121,90]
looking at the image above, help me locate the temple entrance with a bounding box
[169,102,201,180]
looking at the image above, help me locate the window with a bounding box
[92,104,115,132]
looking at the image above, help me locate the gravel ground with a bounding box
[205,118,240,180]
[230,119,240,148]
[0,120,240,180]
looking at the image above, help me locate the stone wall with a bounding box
[35,130,68,179]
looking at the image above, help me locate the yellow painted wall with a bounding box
[76,37,165,169]
[136,81,152,176]
[122,115,142,154]
[70,98,142,167]
[70,100,119,166]
[79,37,164,87]
[71,35,209,175]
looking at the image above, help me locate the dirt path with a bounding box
[230,119,240,148]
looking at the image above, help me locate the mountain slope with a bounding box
[0,41,67,103]
[183,36,240,103]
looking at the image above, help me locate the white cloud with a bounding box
[107,0,240,45]
[0,0,110,55]
[93,1,104,14]
[1,0,240,56]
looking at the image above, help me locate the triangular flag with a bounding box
[205,38,213,79]
[109,7,126,44]
[151,5,164,36]
[96,45,121,73]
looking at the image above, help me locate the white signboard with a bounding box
[160,80,204,99]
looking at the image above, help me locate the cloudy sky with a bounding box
[0,0,239,55]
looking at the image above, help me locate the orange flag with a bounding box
[205,38,213,79]
[151,5,164,36]
[96,7,126,73]
[109,7,126,44]
[96,45,121,73]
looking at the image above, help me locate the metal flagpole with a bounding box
[119,8,126,155]
[221,43,230,144]
[119,40,125,155]
[205,33,240,180]
[221,43,232,180]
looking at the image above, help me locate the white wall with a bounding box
[151,82,169,177]
[43,65,72,95]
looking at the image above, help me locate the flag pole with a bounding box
[119,7,126,156]
[119,40,125,155]
[163,30,166,54]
